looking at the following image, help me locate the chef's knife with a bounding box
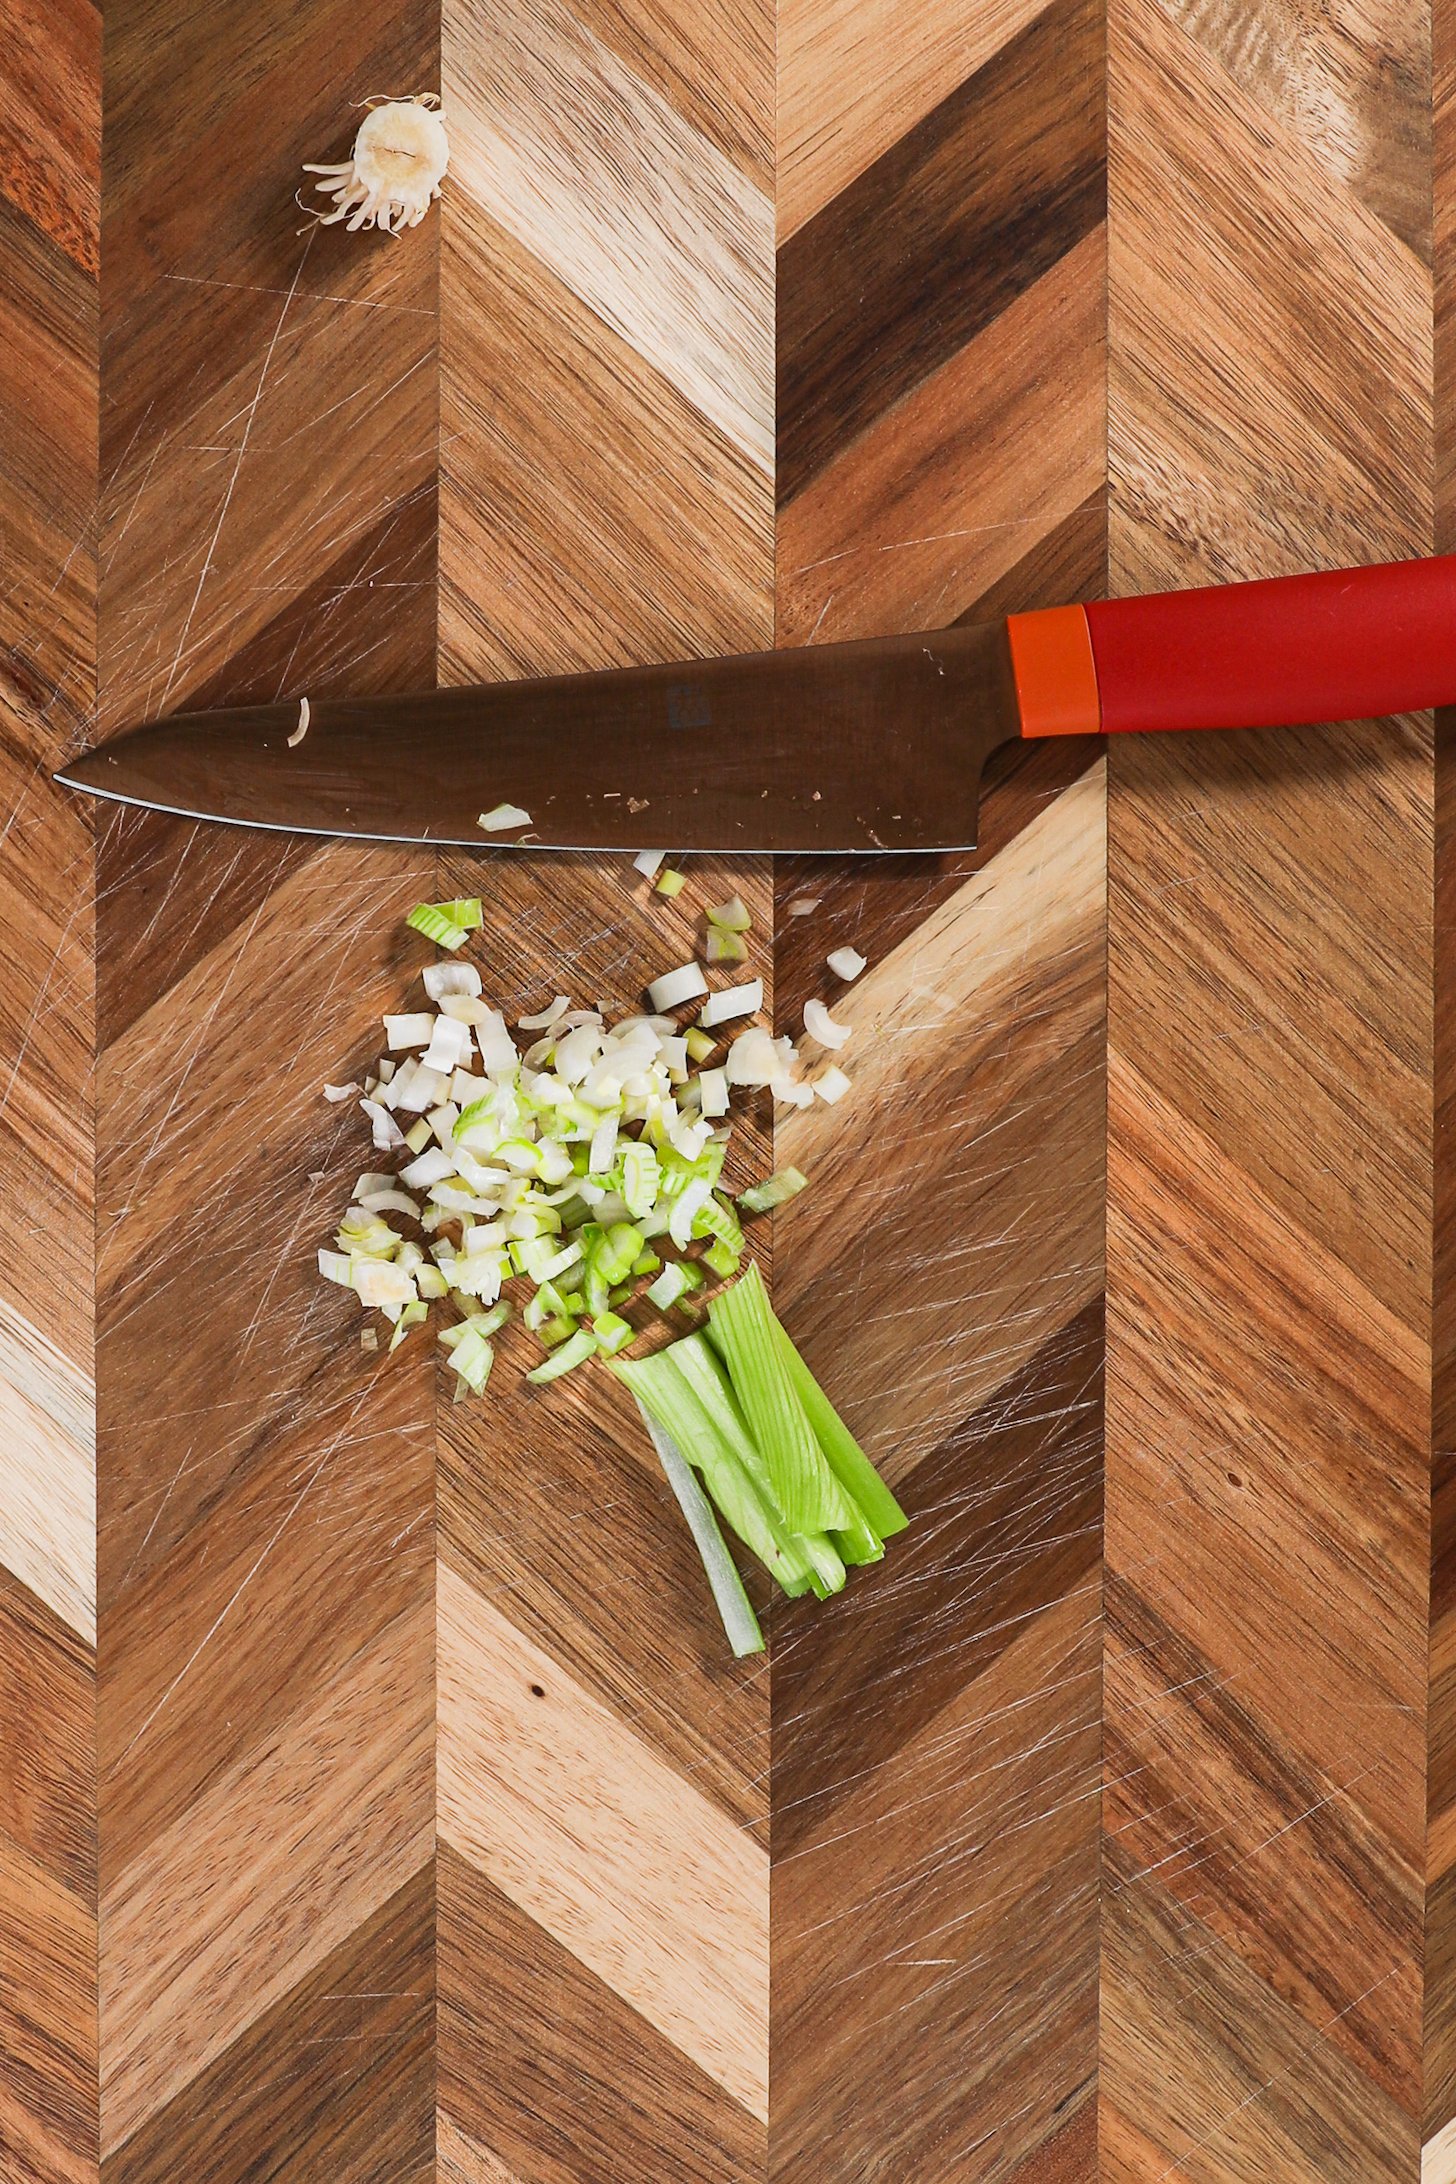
[57,554,1456,854]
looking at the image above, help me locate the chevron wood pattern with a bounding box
[0,5,99,2182]
[771,0,1107,2172]
[436,0,773,2159]
[1103,0,1438,2167]
[8,0,1456,2170]
[93,1,437,2175]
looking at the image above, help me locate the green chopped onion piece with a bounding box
[638,1407,764,1658]
[692,1192,744,1254]
[595,1221,645,1284]
[447,1327,495,1393]
[772,1316,908,1542]
[646,1260,704,1311]
[705,926,747,965]
[707,1262,854,1535]
[592,1310,635,1356]
[701,1237,742,1281]
[527,1327,598,1382]
[631,1248,662,1278]
[416,1265,449,1300]
[407,902,471,950]
[536,1314,578,1348]
[437,898,483,930]
[738,1166,809,1216]
[558,1289,585,1318]
[683,1027,716,1065]
[706,893,752,932]
[584,1267,612,1317]
[388,1299,429,1352]
[655,868,688,898]
[620,1142,660,1219]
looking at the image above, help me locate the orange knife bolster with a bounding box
[1005,604,1104,737]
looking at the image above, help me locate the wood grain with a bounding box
[437,0,774,2165]
[12,0,1456,2166]
[771,0,1107,2165]
[94,0,438,2173]
[1104,0,1437,2156]
[0,2,98,2178]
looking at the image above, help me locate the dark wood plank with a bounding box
[777,0,1105,503]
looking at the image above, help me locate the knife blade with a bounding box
[56,553,1456,853]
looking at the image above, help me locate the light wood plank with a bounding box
[438,1561,769,2123]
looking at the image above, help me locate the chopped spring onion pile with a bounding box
[317,893,884,1651]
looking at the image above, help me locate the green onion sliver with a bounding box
[526,1327,598,1383]
[772,1314,909,1542]
[707,1262,854,1535]
[639,1406,764,1658]
[738,1166,808,1216]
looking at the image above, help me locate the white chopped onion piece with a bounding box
[323,1079,360,1102]
[699,1067,729,1118]
[401,1145,454,1188]
[657,1034,688,1077]
[424,960,483,1002]
[804,997,852,1050]
[787,897,821,916]
[357,1187,422,1217]
[479,802,532,832]
[318,1248,353,1286]
[670,1114,713,1162]
[773,1077,814,1110]
[826,946,867,982]
[589,1112,620,1175]
[422,1016,474,1074]
[450,1070,487,1105]
[518,996,570,1030]
[476,1013,519,1074]
[376,1057,397,1084]
[814,1065,852,1104]
[438,994,493,1025]
[555,1023,604,1084]
[353,1260,417,1308]
[394,1062,448,1114]
[725,1028,778,1087]
[428,1103,460,1152]
[646,961,709,1013]
[384,1013,433,1051]
[634,848,666,879]
[464,1221,508,1253]
[360,1098,405,1151]
[699,978,762,1029]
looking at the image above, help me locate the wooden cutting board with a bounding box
[0,0,1451,2175]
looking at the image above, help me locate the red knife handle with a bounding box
[1007,553,1456,737]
